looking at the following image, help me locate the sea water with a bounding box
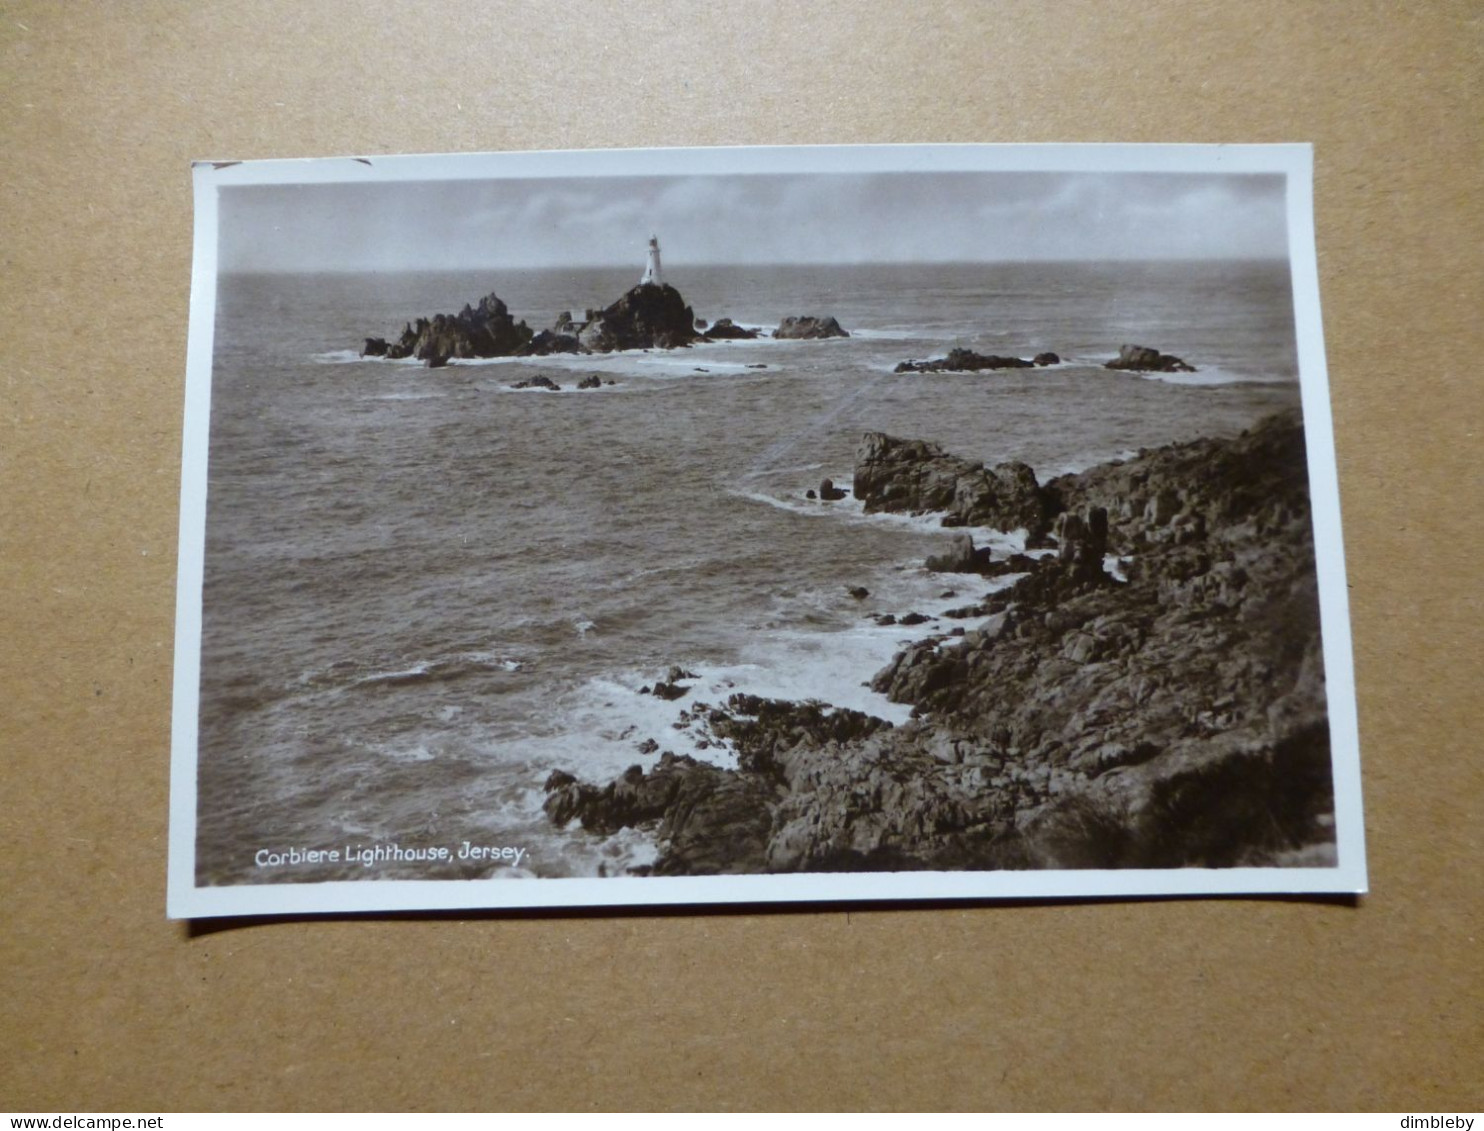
[197,261,1302,883]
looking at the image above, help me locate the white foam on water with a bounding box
[845,327,917,341]
[354,661,434,686]
[741,461,826,481]
[1088,357,1295,387]
[312,349,371,364]
[1132,367,1293,388]
[519,554,1031,786]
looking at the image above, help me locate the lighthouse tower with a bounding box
[640,235,663,287]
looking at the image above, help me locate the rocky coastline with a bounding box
[542,408,1335,875]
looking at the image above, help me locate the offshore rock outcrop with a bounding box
[543,409,1333,875]
[362,292,534,363]
[1104,344,1196,373]
[578,282,701,352]
[852,432,1051,538]
[702,318,759,341]
[894,348,1043,373]
[362,282,701,362]
[774,315,849,340]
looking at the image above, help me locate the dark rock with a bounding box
[510,376,561,391]
[367,282,710,363]
[847,586,870,600]
[702,318,759,340]
[666,665,698,682]
[637,738,659,755]
[543,770,577,792]
[746,363,768,369]
[774,315,849,340]
[1104,344,1196,373]
[580,283,701,352]
[576,374,603,390]
[854,432,1051,538]
[894,348,1035,374]
[424,352,449,369]
[874,614,897,626]
[519,330,583,356]
[708,695,892,781]
[898,612,931,626]
[925,534,995,574]
[540,751,781,875]
[1032,352,1061,367]
[650,681,688,701]
[542,409,1333,876]
[362,337,389,357]
[389,293,535,362]
[818,477,847,501]
[805,489,817,500]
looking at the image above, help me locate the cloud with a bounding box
[219,171,1288,272]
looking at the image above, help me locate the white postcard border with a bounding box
[169,143,1366,919]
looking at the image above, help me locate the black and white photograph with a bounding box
[169,144,1364,917]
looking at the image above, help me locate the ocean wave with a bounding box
[1126,367,1295,388]
[312,349,373,364]
[846,327,948,341]
[299,650,525,692]
[1086,356,1296,387]
[513,558,1033,783]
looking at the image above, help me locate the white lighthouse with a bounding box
[640,234,663,287]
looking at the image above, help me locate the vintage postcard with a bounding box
[168,144,1365,918]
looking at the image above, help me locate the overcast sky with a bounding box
[218,171,1288,272]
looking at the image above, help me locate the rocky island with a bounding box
[542,409,1334,874]
[358,236,852,366]
[362,280,701,367]
[1104,344,1197,373]
[895,348,1060,373]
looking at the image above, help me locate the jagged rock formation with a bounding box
[362,292,534,363]
[774,315,849,340]
[543,756,781,876]
[362,282,701,363]
[853,433,1050,537]
[922,534,1038,577]
[1104,344,1196,373]
[543,409,1333,875]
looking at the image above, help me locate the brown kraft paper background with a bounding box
[2,1,1480,1112]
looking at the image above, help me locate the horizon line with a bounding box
[221,254,1293,276]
